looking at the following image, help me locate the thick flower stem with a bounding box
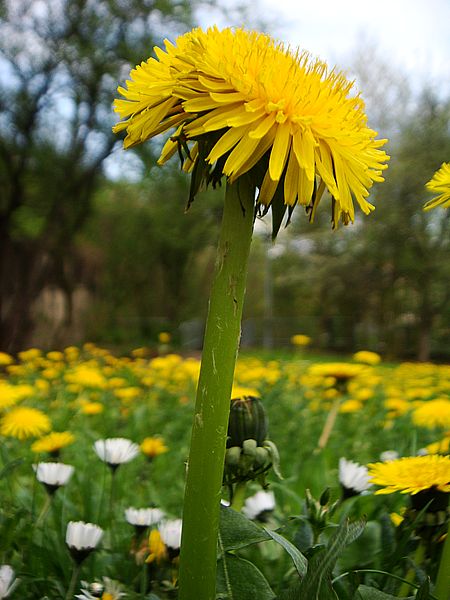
[178,177,255,600]
[435,517,450,600]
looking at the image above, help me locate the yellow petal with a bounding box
[269,124,291,181]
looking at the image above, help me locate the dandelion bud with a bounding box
[227,396,268,448]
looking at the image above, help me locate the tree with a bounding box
[0,0,199,351]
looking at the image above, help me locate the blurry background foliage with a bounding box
[0,0,449,360]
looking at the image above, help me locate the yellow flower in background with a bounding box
[141,437,168,459]
[31,431,75,454]
[231,385,260,399]
[114,387,141,401]
[17,348,42,362]
[290,334,311,347]
[146,529,167,564]
[0,406,51,439]
[0,383,35,409]
[158,332,171,344]
[424,162,450,210]
[131,347,151,358]
[353,350,381,365]
[339,399,363,413]
[368,455,450,495]
[114,26,389,228]
[412,398,450,429]
[81,402,104,415]
[425,435,450,455]
[46,351,64,361]
[65,365,107,389]
[384,398,410,417]
[0,352,14,366]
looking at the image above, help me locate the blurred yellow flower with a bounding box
[146,529,167,564]
[0,352,14,366]
[31,431,75,454]
[425,435,450,455]
[158,332,171,344]
[339,399,363,413]
[368,455,450,494]
[114,27,389,228]
[18,348,42,362]
[412,399,450,429]
[81,402,104,415]
[0,406,51,439]
[141,437,168,459]
[290,334,311,347]
[424,162,450,210]
[353,350,381,365]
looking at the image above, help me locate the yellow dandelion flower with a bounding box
[412,399,450,429]
[158,332,171,344]
[231,385,260,399]
[114,27,389,228]
[17,348,42,362]
[146,529,167,564]
[141,437,168,458]
[424,162,450,210]
[308,362,365,380]
[1,406,51,440]
[368,455,450,495]
[81,402,104,415]
[31,431,75,454]
[425,436,450,455]
[353,350,381,365]
[0,352,14,366]
[46,351,65,361]
[290,334,311,347]
[114,387,141,400]
[339,399,363,413]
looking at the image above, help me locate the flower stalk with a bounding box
[435,516,450,600]
[178,177,255,600]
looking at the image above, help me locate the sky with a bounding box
[197,0,450,89]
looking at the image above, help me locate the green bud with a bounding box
[242,438,258,457]
[225,446,242,466]
[319,487,331,507]
[227,395,268,447]
[254,446,269,468]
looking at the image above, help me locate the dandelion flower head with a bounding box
[31,431,75,454]
[113,27,389,229]
[368,455,450,495]
[424,162,450,210]
[0,406,51,440]
[412,398,450,429]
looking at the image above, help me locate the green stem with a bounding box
[178,177,255,600]
[435,518,450,600]
[230,482,247,512]
[65,562,81,600]
[36,493,52,526]
[398,541,425,597]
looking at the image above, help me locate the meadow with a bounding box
[0,344,449,599]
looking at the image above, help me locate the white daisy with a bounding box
[242,490,275,521]
[158,519,183,550]
[339,457,372,498]
[125,507,164,528]
[380,450,399,462]
[75,577,125,599]
[93,438,139,468]
[66,521,103,563]
[0,565,18,599]
[33,462,74,490]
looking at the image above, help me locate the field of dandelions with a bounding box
[0,342,449,599]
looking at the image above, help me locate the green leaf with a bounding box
[0,457,24,479]
[357,585,414,600]
[219,505,270,551]
[263,440,283,479]
[216,554,275,600]
[415,578,431,600]
[264,527,308,577]
[299,519,366,600]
